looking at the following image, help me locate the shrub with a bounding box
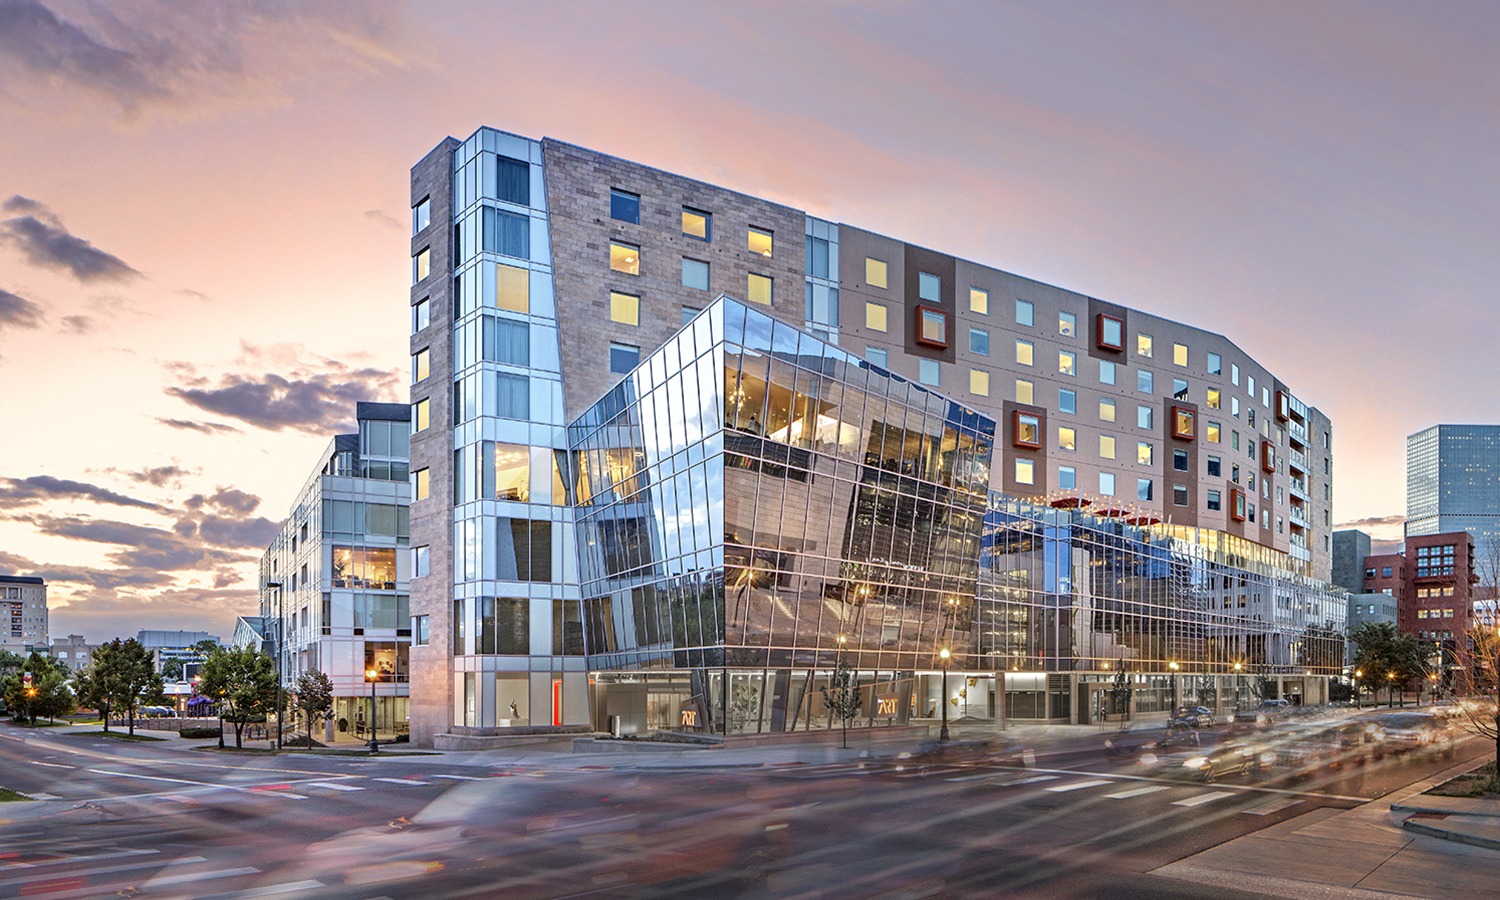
[180,726,222,739]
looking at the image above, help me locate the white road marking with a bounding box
[1045,779,1113,793]
[374,777,431,786]
[1003,774,1060,786]
[432,774,484,781]
[1243,796,1302,816]
[0,849,158,871]
[87,768,211,787]
[197,880,327,899]
[26,793,61,801]
[1104,785,1171,799]
[1,855,205,887]
[309,782,365,791]
[30,761,74,769]
[1172,790,1237,807]
[142,866,261,888]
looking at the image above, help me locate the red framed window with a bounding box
[1013,411,1042,449]
[915,306,949,348]
[1275,390,1290,422]
[1096,314,1123,352]
[1261,441,1276,472]
[1170,406,1196,441]
[1230,488,1247,522]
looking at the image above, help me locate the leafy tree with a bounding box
[292,670,334,748]
[197,644,276,749]
[822,655,862,749]
[1350,622,1431,707]
[1,652,73,724]
[71,662,110,728]
[89,639,165,735]
[162,658,185,681]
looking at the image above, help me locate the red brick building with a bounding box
[1361,531,1475,642]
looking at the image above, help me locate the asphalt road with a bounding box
[0,720,1488,899]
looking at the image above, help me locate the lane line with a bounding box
[87,769,214,787]
[1014,765,1371,802]
[197,880,327,899]
[1003,774,1060,786]
[1045,779,1113,793]
[1243,796,1303,816]
[431,774,484,781]
[1104,785,1171,799]
[308,782,365,791]
[0,849,158,872]
[374,777,431,786]
[1172,790,1237,807]
[1,855,206,888]
[30,761,74,769]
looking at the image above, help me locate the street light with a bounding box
[365,668,380,753]
[264,580,283,750]
[1234,661,1244,713]
[938,648,952,742]
[1168,661,1180,711]
[1387,671,1396,708]
[1354,668,1363,710]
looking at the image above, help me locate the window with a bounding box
[866,257,888,288]
[482,207,529,258]
[682,207,711,240]
[1206,490,1221,511]
[866,347,888,368]
[866,302,888,332]
[609,342,639,374]
[1096,314,1124,351]
[412,348,430,383]
[1173,342,1188,366]
[1137,405,1153,429]
[609,291,639,326]
[1262,386,1271,407]
[1381,565,1393,578]
[1206,421,1221,443]
[1016,339,1034,366]
[609,242,639,275]
[1099,398,1116,422]
[1232,463,1240,483]
[1137,333,1153,357]
[1247,374,1256,397]
[413,545,431,577]
[1099,360,1116,385]
[412,615,430,646]
[414,468,430,501]
[1059,311,1076,337]
[495,373,529,419]
[1059,350,1076,376]
[495,262,529,312]
[413,197,430,234]
[969,327,990,356]
[1013,411,1042,448]
[1138,478,1154,501]
[748,227,773,257]
[1100,435,1116,459]
[1058,426,1076,451]
[1137,442,1153,465]
[413,247,430,283]
[970,287,989,314]
[1099,472,1116,495]
[918,272,941,302]
[1171,406,1196,440]
[1207,351,1222,375]
[412,298,430,333]
[609,188,640,224]
[1058,466,1077,490]
[1058,388,1076,414]
[682,257,709,290]
[919,358,940,386]
[1261,441,1276,472]
[1015,299,1034,327]
[1231,363,1240,386]
[681,306,700,326]
[1207,388,1220,409]
[916,307,948,347]
[747,273,773,305]
[969,368,990,396]
[807,237,830,277]
[1015,458,1035,485]
[1172,484,1189,506]
[1230,488,1246,521]
[1015,379,1034,404]
[1172,378,1188,400]
[1138,369,1153,393]
[412,399,430,433]
[1231,396,1240,418]
[1173,448,1189,471]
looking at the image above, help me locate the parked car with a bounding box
[1168,706,1215,730]
[140,705,177,718]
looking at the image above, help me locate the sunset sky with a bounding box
[1,1,1496,643]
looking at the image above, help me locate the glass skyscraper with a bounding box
[1407,425,1500,559]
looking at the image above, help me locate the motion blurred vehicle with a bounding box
[1167,706,1215,730]
[1152,741,1262,783]
[1366,712,1455,757]
[1232,699,1291,726]
[1104,723,1199,759]
[140,705,177,718]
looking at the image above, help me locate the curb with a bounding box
[1401,815,1500,851]
[1391,802,1500,819]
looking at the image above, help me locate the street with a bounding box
[0,719,1491,898]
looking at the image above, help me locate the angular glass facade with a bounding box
[1407,424,1500,557]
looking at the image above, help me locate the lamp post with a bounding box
[938,647,951,742]
[365,668,380,753]
[1387,671,1396,708]
[1168,661,1180,712]
[1354,668,1363,710]
[264,580,283,750]
[1234,661,1244,713]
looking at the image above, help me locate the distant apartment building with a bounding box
[1408,424,1500,563]
[259,402,411,742]
[1357,531,1476,650]
[46,634,93,672]
[0,575,47,655]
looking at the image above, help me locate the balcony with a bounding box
[1288,505,1309,527]
[1288,448,1308,473]
[1288,420,1307,446]
[1289,477,1308,499]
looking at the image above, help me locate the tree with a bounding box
[822,655,862,749]
[1,652,72,724]
[89,639,165,736]
[1350,622,1431,707]
[162,658,185,681]
[292,670,334,748]
[197,644,276,749]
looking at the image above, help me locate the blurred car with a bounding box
[140,705,177,718]
[1155,741,1263,783]
[1366,712,1455,756]
[1103,722,1196,758]
[1168,706,1216,730]
[1232,699,1292,726]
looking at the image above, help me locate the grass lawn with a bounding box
[1430,761,1500,798]
[0,787,33,802]
[67,730,167,742]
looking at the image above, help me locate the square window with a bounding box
[1016,299,1034,327]
[1171,406,1196,440]
[1058,388,1076,414]
[1099,360,1117,385]
[1015,458,1035,485]
[969,327,990,356]
[918,271,941,301]
[1137,442,1153,465]
[609,342,640,374]
[970,287,989,314]
[1173,342,1188,366]
[1058,466,1077,490]
[1059,350,1076,376]
[1015,379,1034,404]
[413,197,430,234]
[1138,478,1154,501]
[1173,448,1189,472]
[866,347,888,368]
[413,247,430,284]
[970,368,990,396]
[1172,484,1189,506]
[1100,435,1116,459]
[1206,489,1222,511]
[610,241,639,275]
[1013,411,1042,448]
[1207,388,1221,409]
[1138,369,1153,393]
[609,291,639,326]
[414,467,430,501]
[916,307,948,347]
[1016,339,1034,366]
[1137,405,1153,429]
[866,257,888,288]
[1172,378,1188,400]
[1058,426,1076,451]
[1059,311,1077,337]
[1096,314,1123,351]
[1137,333,1153,357]
[866,302,888,332]
[412,348,430,383]
[412,298,430,333]
[748,227,773,257]
[747,272,773,305]
[682,257,709,290]
[610,188,640,224]
[412,398,430,432]
[1207,421,1222,443]
[918,358,940,386]
[495,262,529,312]
[682,207,712,240]
[1099,398,1116,422]
[1207,352,1222,375]
[1100,472,1116,495]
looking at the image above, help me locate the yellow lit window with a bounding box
[1015,379,1034,404]
[1100,398,1116,422]
[970,369,989,396]
[494,443,531,501]
[1207,388,1221,409]
[609,242,639,275]
[1138,333,1153,357]
[1100,435,1116,460]
[866,302,888,332]
[1059,351,1076,376]
[866,257,888,288]
[413,248,430,283]
[414,467,429,500]
[496,263,529,312]
[412,348,429,383]
[1138,442,1153,465]
[610,291,639,326]
[412,399,430,433]
[748,273,773,305]
[682,207,711,240]
[1015,458,1035,485]
[747,227,773,257]
[1207,421,1222,443]
[1173,342,1188,366]
[1058,426,1076,451]
[1016,339,1034,366]
[970,287,989,314]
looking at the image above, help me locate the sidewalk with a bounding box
[1151,757,1500,898]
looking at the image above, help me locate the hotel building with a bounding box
[0,575,47,656]
[405,127,1345,746]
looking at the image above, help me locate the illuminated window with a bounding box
[970,368,990,396]
[1058,426,1076,451]
[1137,442,1153,465]
[412,348,429,383]
[413,247,430,284]
[682,258,709,290]
[1015,458,1035,485]
[412,197,430,234]
[412,399,430,433]
[1171,406,1196,440]
[493,443,531,501]
[1059,350,1076,376]
[682,207,711,240]
[1173,342,1187,366]
[609,241,639,275]
[1016,299,1034,327]
[1100,472,1116,496]
[1100,435,1116,460]
[496,263,529,312]
[1013,411,1042,448]
[916,307,948,347]
[414,467,430,501]
[609,291,639,326]
[866,302,888,332]
[1015,379,1034,404]
[1099,398,1116,422]
[970,287,989,314]
[748,273,773,306]
[1059,311,1077,337]
[1137,333,1153,357]
[1207,421,1222,443]
[1058,466,1076,490]
[1207,388,1221,409]
[610,188,640,224]
[1016,339,1034,366]
[918,272,941,302]
[747,227,773,257]
[866,257,888,288]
